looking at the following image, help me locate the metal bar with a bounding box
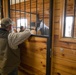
[63,0,67,37]
[10,9,37,14]
[30,0,31,30]
[9,0,15,24]
[46,0,53,75]
[19,0,21,28]
[10,0,12,6]
[72,0,76,37]
[0,0,1,19]
[36,0,37,34]
[1,0,3,18]
[24,0,25,17]
[8,17,19,18]
[43,0,44,35]
[24,0,26,28]
[8,0,10,18]
[15,0,17,30]
[10,0,12,18]
[31,34,49,38]
[0,0,2,8]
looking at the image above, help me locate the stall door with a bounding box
[9,0,53,75]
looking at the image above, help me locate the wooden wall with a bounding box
[66,0,74,16]
[52,0,76,75]
[19,36,47,75]
[2,0,76,75]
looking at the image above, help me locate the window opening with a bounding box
[64,16,73,37]
[9,0,50,37]
[17,18,27,32]
[63,0,76,38]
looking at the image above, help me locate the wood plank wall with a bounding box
[19,36,47,75]
[2,0,76,75]
[9,0,49,74]
[52,0,76,75]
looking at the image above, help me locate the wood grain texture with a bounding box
[52,0,76,75]
[19,36,47,75]
[53,68,74,75]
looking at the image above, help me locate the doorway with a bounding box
[8,0,53,75]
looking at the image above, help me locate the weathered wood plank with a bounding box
[52,0,76,75]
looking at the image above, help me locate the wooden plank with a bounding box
[53,68,73,75]
[54,47,76,61]
[19,36,47,75]
[19,63,45,75]
[53,57,76,75]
